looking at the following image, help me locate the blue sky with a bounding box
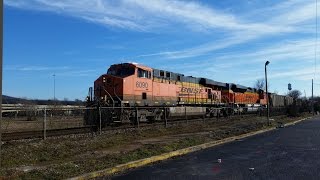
[4,0,320,100]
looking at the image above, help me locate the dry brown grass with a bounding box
[1,116,84,133]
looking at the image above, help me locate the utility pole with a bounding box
[0,0,3,168]
[312,79,314,115]
[53,74,56,105]
[315,0,318,79]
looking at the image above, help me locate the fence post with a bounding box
[99,107,102,135]
[185,106,188,124]
[136,107,139,129]
[202,112,205,123]
[259,108,261,116]
[43,107,47,140]
[164,107,167,128]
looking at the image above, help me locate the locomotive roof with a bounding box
[112,63,152,71]
[122,63,258,91]
[200,78,227,88]
[134,64,152,71]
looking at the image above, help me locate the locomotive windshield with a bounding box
[107,64,135,77]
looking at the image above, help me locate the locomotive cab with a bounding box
[94,63,132,106]
[93,63,153,107]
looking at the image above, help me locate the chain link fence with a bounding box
[1,104,310,140]
[2,105,86,134]
[86,105,309,130]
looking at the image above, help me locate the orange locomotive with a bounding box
[86,63,267,124]
[93,63,222,106]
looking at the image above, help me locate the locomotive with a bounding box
[85,63,293,125]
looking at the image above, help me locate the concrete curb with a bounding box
[69,116,313,180]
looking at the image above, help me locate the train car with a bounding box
[269,94,285,107]
[285,96,294,106]
[86,63,281,125]
[221,84,266,113]
[269,94,293,107]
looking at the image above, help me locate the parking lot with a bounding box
[113,117,320,180]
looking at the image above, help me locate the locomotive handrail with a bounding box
[103,87,115,108]
[113,87,122,106]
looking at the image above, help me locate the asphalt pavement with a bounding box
[112,116,320,180]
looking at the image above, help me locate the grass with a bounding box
[10,138,207,180]
[1,117,84,133]
[0,113,312,179]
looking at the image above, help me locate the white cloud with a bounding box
[6,0,317,59]
[152,36,319,91]
[135,0,318,59]
[156,37,319,76]
[127,0,287,33]
[214,38,318,64]
[5,0,290,32]
[139,32,260,59]
[56,69,97,77]
[5,0,148,30]
[271,67,314,79]
[5,65,69,71]
[269,2,317,25]
[4,65,98,77]
[4,0,301,33]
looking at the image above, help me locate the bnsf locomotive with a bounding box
[85,63,293,125]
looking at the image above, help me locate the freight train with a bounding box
[85,63,293,125]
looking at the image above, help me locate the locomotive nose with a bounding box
[94,74,124,104]
[103,75,124,96]
[102,76,113,86]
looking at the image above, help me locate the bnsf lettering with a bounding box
[136,81,148,88]
[180,87,203,94]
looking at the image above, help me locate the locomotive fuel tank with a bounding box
[168,107,206,117]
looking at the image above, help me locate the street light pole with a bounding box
[265,61,270,125]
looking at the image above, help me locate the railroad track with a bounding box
[2,113,268,141]
[2,126,94,141]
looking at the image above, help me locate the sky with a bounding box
[3,0,320,101]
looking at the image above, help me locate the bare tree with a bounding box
[254,79,265,90]
[288,90,302,100]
